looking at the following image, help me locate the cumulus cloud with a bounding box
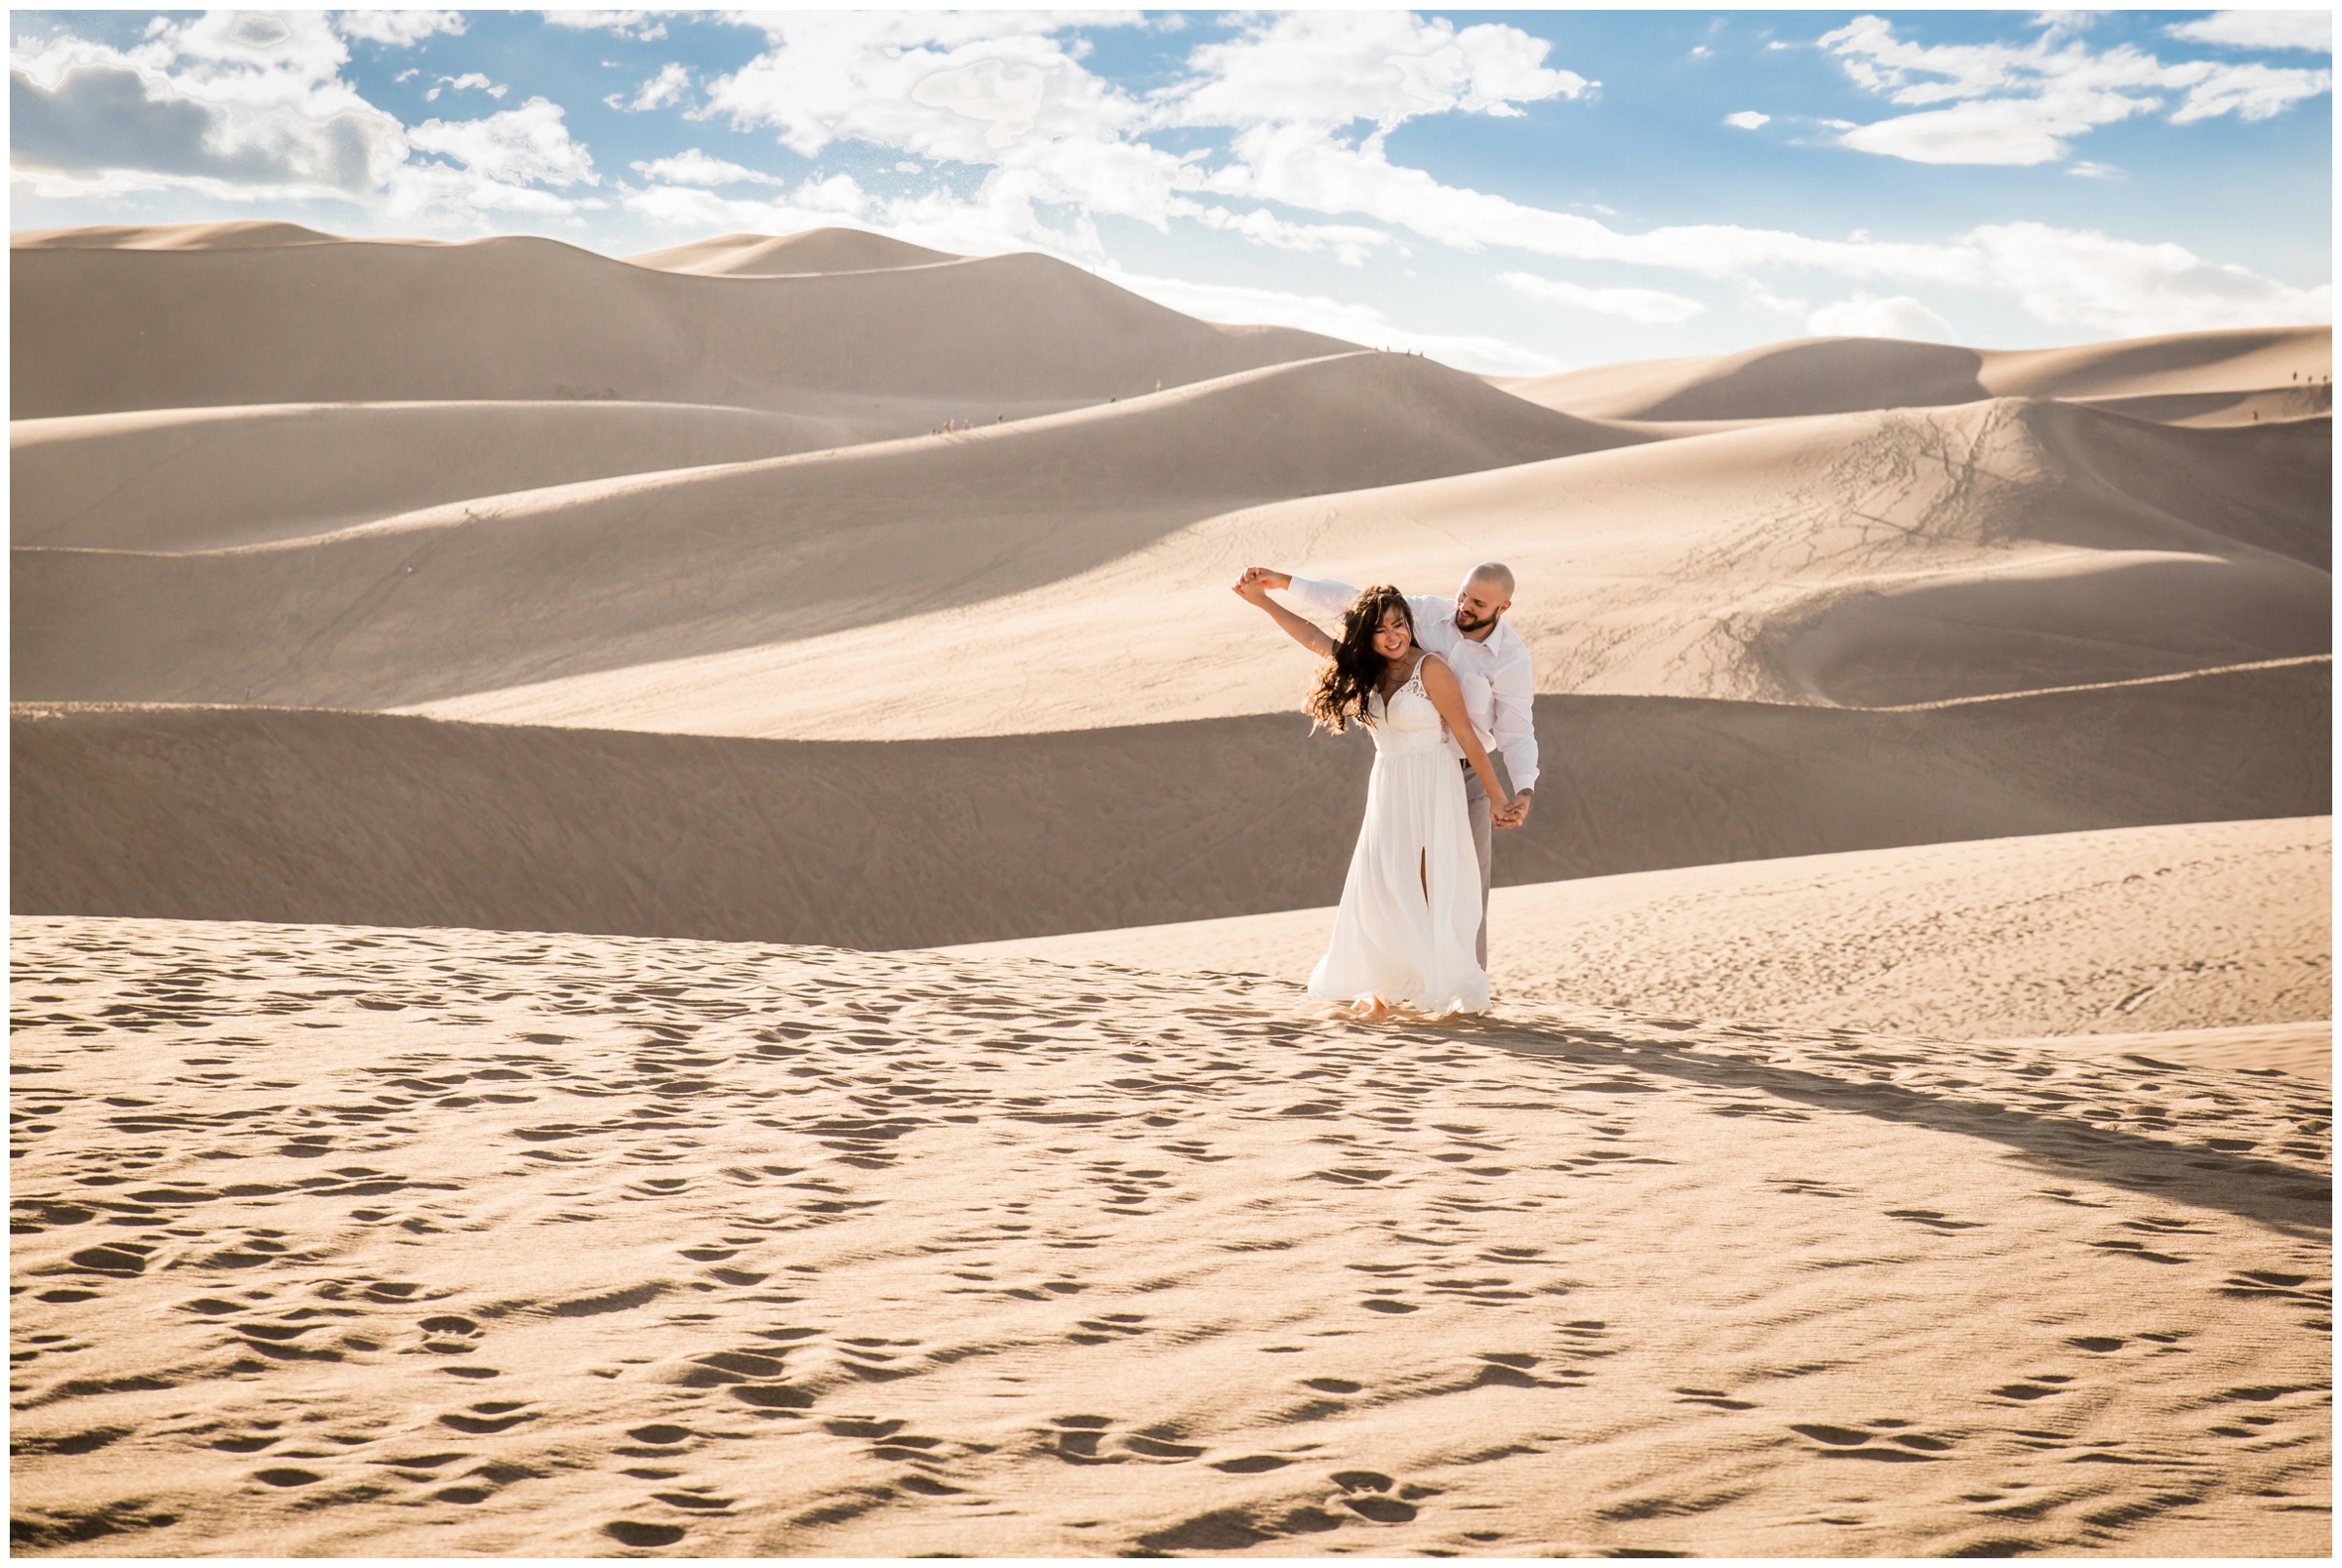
[2165,12,2332,54]
[1806,293,1961,342]
[8,13,613,226]
[337,11,466,47]
[1158,10,1592,131]
[409,98,597,187]
[12,19,402,199]
[609,61,689,112]
[629,147,779,186]
[1724,110,1769,129]
[1964,219,2330,336]
[1501,270,1706,324]
[426,72,506,102]
[542,10,667,43]
[1823,13,2332,166]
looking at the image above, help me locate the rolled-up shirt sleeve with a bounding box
[1489,654,1539,793]
[1282,574,1359,622]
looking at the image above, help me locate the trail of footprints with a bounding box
[8,916,2331,1555]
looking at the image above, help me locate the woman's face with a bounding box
[1372,604,1413,661]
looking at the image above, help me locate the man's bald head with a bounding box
[1451,562,1514,639]
[1468,562,1515,600]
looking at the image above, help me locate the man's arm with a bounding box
[1487,650,1538,825]
[1240,567,1356,623]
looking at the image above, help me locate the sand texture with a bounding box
[14,663,2326,951]
[9,915,2330,1557]
[11,233,1349,421]
[948,819,2332,1056]
[1500,329,2333,425]
[15,351,1643,711]
[9,223,2330,1557]
[387,397,2328,737]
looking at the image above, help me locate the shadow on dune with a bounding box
[12,352,1642,709]
[1464,1012,2330,1236]
[12,661,2326,951]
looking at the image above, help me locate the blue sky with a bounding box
[11,8,2332,373]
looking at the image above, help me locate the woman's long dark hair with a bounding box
[1305,584,1413,734]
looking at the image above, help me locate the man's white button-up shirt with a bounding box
[1284,575,1540,794]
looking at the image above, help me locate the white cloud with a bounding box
[628,147,778,186]
[1724,110,1769,129]
[1185,205,1393,266]
[1807,292,1961,342]
[1102,267,1562,376]
[609,60,688,112]
[1158,11,1592,132]
[910,58,1049,147]
[409,98,597,187]
[1822,13,2333,166]
[337,11,466,47]
[11,19,404,198]
[621,174,872,233]
[2067,159,2120,179]
[425,72,506,102]
[542,10,667,42]
[1501,269,1706,325]
[2165,12,2332,54]
[1964,219,2330,336]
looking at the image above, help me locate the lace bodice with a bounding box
[1367,660,1450,755]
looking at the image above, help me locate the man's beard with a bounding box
[1454,608,1491,631]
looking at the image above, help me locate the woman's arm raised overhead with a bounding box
[1418,656,1512,811]
[1233,575,1335,657]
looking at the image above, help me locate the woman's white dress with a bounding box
[1307,659,1491,1016]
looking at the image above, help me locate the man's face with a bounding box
[1453,576,1511,634]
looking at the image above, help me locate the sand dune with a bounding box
[1502,327,2332,423]
[9,914,2328,1556]
[12,226,1351,420]
[12,400,1065,553]
[13,350,1645,709]
[947,818,2331,1054]
[628,228,959,276]
[9,220,349,252]
[14,661,2325,951]
[406,395,2328,737]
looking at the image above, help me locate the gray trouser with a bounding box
[1461,758,1494,970]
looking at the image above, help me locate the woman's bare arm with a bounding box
[1233,578,1335,656]
[1419,657,1512,809]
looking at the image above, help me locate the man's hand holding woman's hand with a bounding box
[1491,788,1533,830]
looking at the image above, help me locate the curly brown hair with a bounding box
[1305,584,1414,734]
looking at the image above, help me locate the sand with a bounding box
[9,914,2329,1557]
[386,396,2327,738]
[626,229,961,276]
[15,351,1639,711]
[12,230,1348,421]
[947,818,2332,1060]
[14,663,2326,951]
[9,221,2330,1557]
[1500,328,2333,425]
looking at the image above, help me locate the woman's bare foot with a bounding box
[1351,995,1391,1023]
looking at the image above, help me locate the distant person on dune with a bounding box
[1233,567,1529,1021]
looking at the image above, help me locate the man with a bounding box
[1238,562,1536,970]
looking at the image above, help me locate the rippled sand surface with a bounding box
[12,917,2329,1557]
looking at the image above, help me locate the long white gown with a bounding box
[1307,659,1491,1016]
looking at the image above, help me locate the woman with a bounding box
[1233,579,1514,1021]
